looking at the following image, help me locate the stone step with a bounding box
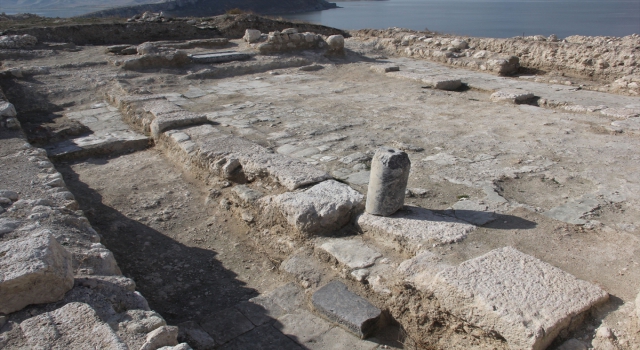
[189,51,251,64]
[426,247,609,350]
[311,281,383,339]
[45,104,150,160]
[357,205,475,254]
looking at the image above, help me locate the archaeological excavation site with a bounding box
[1,12,640,350]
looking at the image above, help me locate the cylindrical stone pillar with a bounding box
[365,147,411,216]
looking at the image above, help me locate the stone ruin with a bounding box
[0,14,639,350]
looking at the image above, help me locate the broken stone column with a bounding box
[365,147,411,216]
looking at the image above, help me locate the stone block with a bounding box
[370,65,400,74]
[490,89,535,104]
[190,52,251,64]
[0,230,74,314]
[312,281,381,338]
[357,206,475,254]
[0,101,17,117]
[424,78,462,91]
[260,180,364,235]
[431,247,609,350]
[280,252,323,286]
[397,250,451,291]
[201,307,255,345]
[232,185,264,203]
[140,325,179,350]
[318,238,381,269]
[326,35,345,51]
[20,302,127,349]
[244,29,262,43]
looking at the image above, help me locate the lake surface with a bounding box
[280,0,640,38]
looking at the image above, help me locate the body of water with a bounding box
[280,0,640,38]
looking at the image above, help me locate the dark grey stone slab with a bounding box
[190,51,251,64]
[200,307,255,345]
[311,281,381,339]
[219,324,302,350]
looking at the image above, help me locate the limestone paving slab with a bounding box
[167,124,330,190]
[318,238,382,269]
[275,310,333,344]
[219,324,302,350]
[490,89,535,104]
[397,250,452,291]
[260,180,364,235]
[357,206,476,254]
[303,326,380,350]
[431,247,609,350]
[312,281,381,339]
[200,307,255,345]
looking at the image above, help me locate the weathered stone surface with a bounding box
[636,291,640,319]
[543,195,600,225]
[0,34,37,49]
[0,190,19,201]
[370,65,400,74]
[358,206,475,253]
[365,147,410,216]
[0,217,21,235]
[303,326,378,350]
[140,325,179,350]
[318,238,381,269]
[397,250,451,290]
[275,310,332,344]
[201,307,255,345]
[312,281,381,338]
[557,338,588,350]
[451,199,497,226]
[150,111,208,138]
[232,185,264,203]
[158,344,193,350]
[326,35,345,52]
[177,321,215,349]
[220,324,302,350]
[490,89,535,104]
[0,230,74,314]
[600,107,640,119]
[118,309,166,334]
[244,29,262,43]
[47,132,150,161]
[425,78,462,90]
[167,125,330,190]
[121,51,190,70]
[0,101,17,117]
[431,247,609,350]
[280,251,323,286]
[20,302,127,350]
[189,52,251,64]
[261,180,364,235]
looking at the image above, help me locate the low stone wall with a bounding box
[0,87,187,350]
[352,28,640,94]
[253,28,327,54]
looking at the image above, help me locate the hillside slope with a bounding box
[81,0,337,18]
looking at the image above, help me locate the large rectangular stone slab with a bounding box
[311,281,381,338]
[431,247,609,350]
[46,131,149,161]
[150,110,208,139]
[318,238,381,269]
[357,206,475,254]
[0,230,74,314]
[190,52,251,64]
[260,180,364,235]
[20,302,127,349]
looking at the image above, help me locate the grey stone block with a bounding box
[431,247,609,350]
[490,89,535,103]
[275,310,332,344]
[200,307,255,345]
[177,321,216,350]
[312,281,381,338]
[190,52,251,64]
[304,327,379,350]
